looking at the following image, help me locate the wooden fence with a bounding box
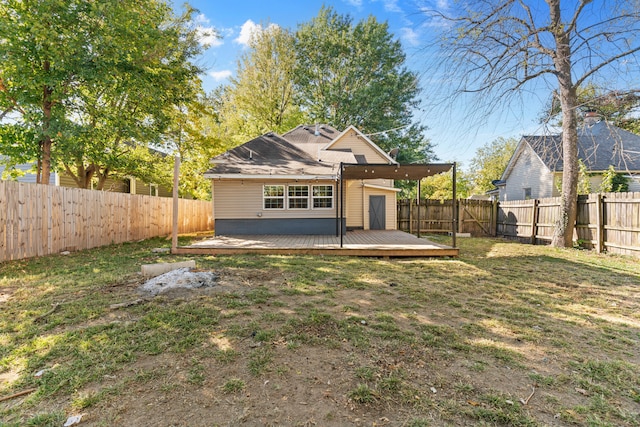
[397,199,496,236]
[497,192,640,257]
[0,180,213,262]
[399,194,640,257]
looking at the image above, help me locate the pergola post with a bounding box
[340,162,344,248]
[452,162,457,248]
[416,179,421,239]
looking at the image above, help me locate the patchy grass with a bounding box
[1,235,640,426]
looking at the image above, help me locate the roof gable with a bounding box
[324,125,397,164]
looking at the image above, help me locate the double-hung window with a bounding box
[263,184,334,210]
[288,185,309,209]
[263,185,285,209]
[312,185,333,209]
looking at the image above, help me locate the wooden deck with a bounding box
[173,230,459,258]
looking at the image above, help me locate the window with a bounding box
[150,184,159,197]
[263,185,285,209]
[288,185,309,209]
[312,185,333,209]
[524,187,532,200]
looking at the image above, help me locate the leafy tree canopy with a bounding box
[467,137,517,195]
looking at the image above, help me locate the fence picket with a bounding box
[0,180,213,262]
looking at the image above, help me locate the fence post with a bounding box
[596,193,604,253]
[492,199,498,236]
[530,199,539,245]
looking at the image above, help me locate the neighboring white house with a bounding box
[0,158,169,197]
[494,120,640,201]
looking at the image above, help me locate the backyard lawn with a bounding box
[1,235,639,426]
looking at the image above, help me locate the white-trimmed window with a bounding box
[312,185,333,209]
[150,184,159,197]
[263,185,285,209]
[288,185,309,209]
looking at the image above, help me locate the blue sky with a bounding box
[179,0,550,167]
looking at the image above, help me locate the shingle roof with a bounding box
[205,131,338,177]
[282,124,356,164]
[526,121,640,172]
[205,124,360,177]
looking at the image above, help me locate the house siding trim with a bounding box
[215,218,345,235]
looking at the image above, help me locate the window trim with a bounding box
[312,184,334,209]
[288,185,310,210]
[263,184,285,210]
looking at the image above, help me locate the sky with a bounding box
[177,0,557,168]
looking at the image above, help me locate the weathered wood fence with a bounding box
[397,199,496,236]
[498,192,640,257]
[399,193,640,257]
[0,180,213,262]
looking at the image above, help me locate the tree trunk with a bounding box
[39,60,53,185]
[549,0,578,247]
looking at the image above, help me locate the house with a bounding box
[495,120,640,201]
[0,158,171,197]
[204,124,405,235]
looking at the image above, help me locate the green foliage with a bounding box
[599,165,629,193]
[294,6,433,161]
[555,159,592,195]
[220,25,302,139]
[418,169,471,201]
[0,0,206,189]
[468,137,517,195]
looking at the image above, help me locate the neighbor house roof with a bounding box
[526,121,640,172]
[502,121,640,181]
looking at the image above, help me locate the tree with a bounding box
[541,84,640,132]
[0,0,93,184]
[468,137,517,195]
[423,1,640,247]
[419,170,471,201]
[294,7,433,161]
[0,0,203,187]
[221,25,302,139]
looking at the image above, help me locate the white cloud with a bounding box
[436,0,450,10]
[344,0,363,6]
[209,70,233,81]
[234,20,279,47]
[193,13,222,48]
[401,27,421,46]
[382,0,401,12]
[234,20,261,46]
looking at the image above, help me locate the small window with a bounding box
[524,187,532,200]
[312,185,333,209]
[288,185,309,209]
[150,184,159,197]
[263,185,285,209]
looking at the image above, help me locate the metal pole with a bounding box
[417,180,421,238]
[340,163,344,248]
[452,163,457,248]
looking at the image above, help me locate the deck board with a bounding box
[174,230,458,258]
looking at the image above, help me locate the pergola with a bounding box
[338,162,457,248]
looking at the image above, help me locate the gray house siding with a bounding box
[0,160,58,185]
